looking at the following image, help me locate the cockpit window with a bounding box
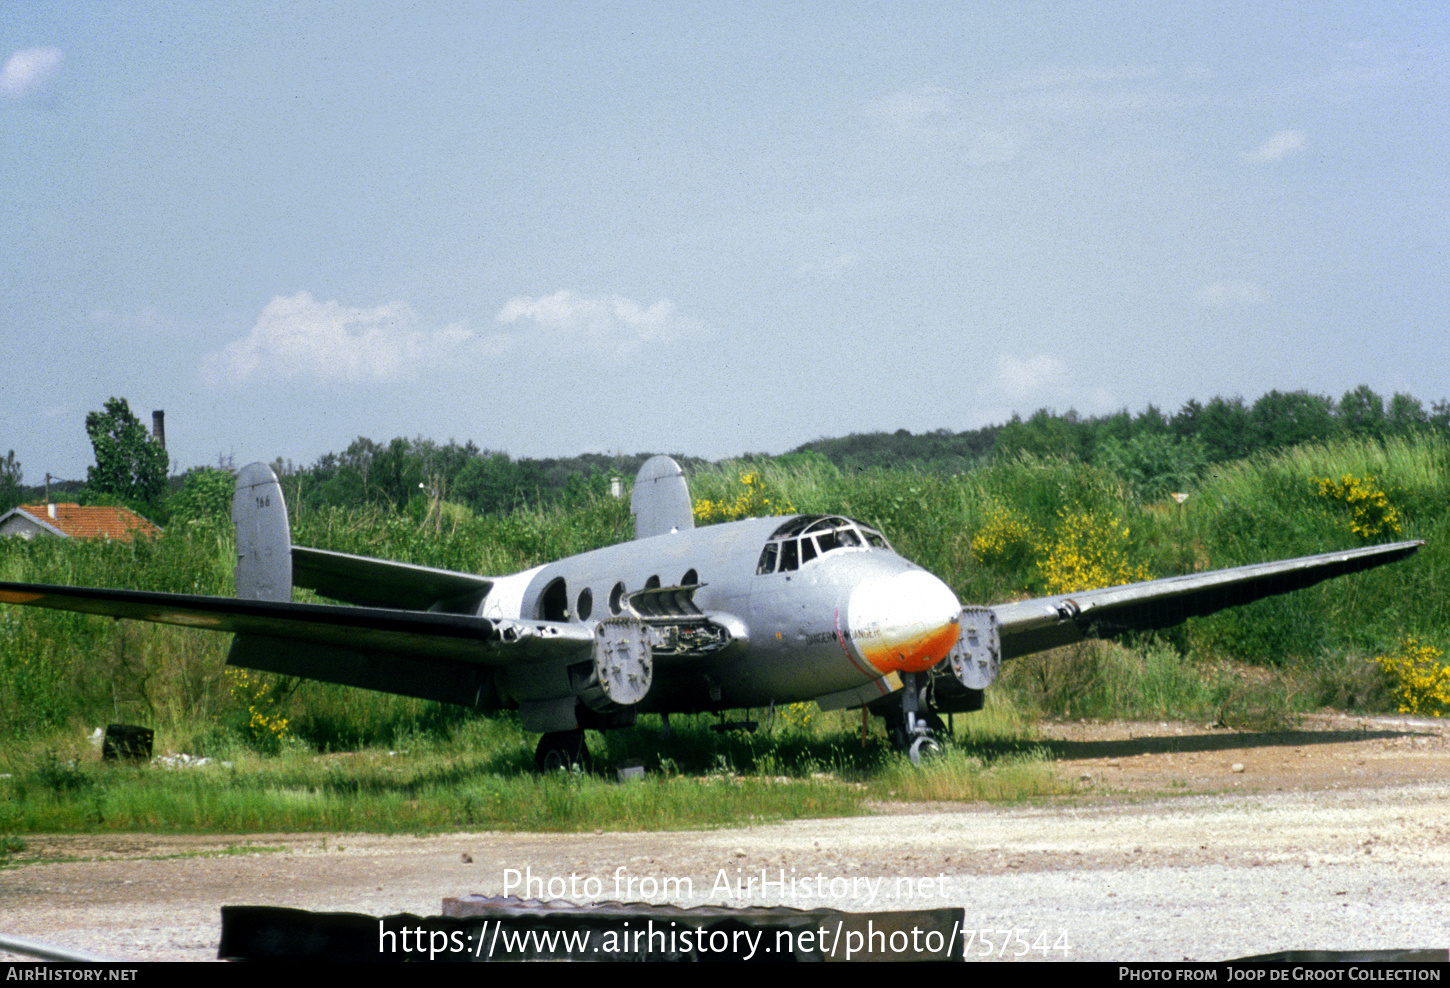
[799,538,817,564]
[816,528,861,553]
[755,515,890,574]
[756,542,778,575]
[779,538,799,572]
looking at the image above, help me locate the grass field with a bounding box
[1,438,1444,838]
[0,696,1067,845]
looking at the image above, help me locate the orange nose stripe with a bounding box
[857,617,960,674]
[848,570,962,676]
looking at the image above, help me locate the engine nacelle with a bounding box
[948,606,1000,691]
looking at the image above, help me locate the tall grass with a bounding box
[0,707,1062,837]
[1183,437,1448,661]
[0,437,1444,800]
[0,520,236,735]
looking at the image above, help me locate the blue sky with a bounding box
[3,3,1446,482]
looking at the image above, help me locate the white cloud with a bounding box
[1,47,62,96]
[864,86,957,126]
[1193,281,1266,307]
[990,353,1118,415]
[203,291,471,384]
[1245,130,1306,162]
[495,290,701,353]
[862,86,1026,162]
[203,289,701,385]
[994,353,1068,400]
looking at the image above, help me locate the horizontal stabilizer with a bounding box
[292,546,493,611]
[990,540,1423,658]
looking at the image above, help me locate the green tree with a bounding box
[1134,403,1170,436]
[168,466,235,521]
[373,437,422,511]
[1091,409,1133,452]
[1170,398,1204,441]
[1338,385,1385,440]
[1430,400,1450,434]
[1196,396,1252,462]
[1250,390,1338,451]
[995,408,1088,461]
[1097,433,1208,503]
[85,397,169,504]
[0,450,21,512]
[1386,393,1428,437]
[454,452,547,515]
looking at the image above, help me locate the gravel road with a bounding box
[3,713,1447,962]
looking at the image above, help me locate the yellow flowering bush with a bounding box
[1374,638,1450,717]
[227,668,292,743]
[970,504,1038,570]
[1313,474,1401,540]
[694,473,794,524]
[775,701,819,733]
[1037,507,1153,595]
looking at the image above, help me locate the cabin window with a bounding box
[682,568,698,586]
[644,575,661,590]
[609,581,626,615]
[576,588,593,621]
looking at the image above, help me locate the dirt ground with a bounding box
[1035,710,1450,795]
[3,711,1449,962]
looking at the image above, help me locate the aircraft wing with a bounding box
[0,581,588,665]
[988,539,1424,659]
[291,546,493,610]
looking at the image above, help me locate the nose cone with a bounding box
[847,570,962,674]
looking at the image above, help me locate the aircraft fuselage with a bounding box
[478,514,963,720]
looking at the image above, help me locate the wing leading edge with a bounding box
[989,539,1424,659]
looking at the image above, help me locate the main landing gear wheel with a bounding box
[534,729,592,772]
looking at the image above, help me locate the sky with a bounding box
[3,2,1447,483]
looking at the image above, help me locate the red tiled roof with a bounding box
[15,504,163,541]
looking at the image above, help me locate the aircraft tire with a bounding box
[883,710,948,753]
[534,729,592,773]
[909,735,943,766]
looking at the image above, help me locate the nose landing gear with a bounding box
[881,671,947,765]
[907,722,944,765]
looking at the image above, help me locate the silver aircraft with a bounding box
[0,456,1424,767]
